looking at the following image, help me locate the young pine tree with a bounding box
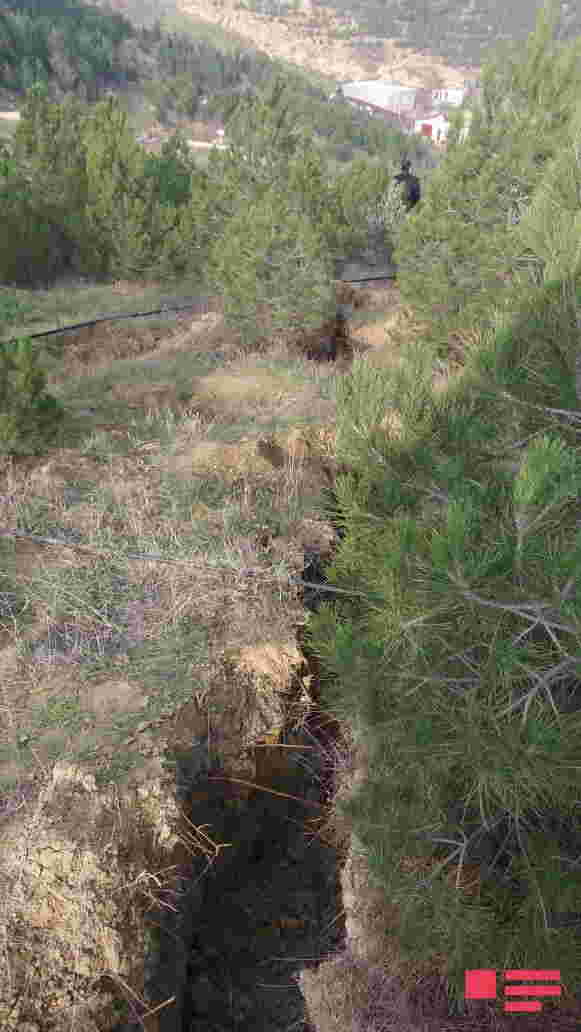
[0,337,65,456]
[304,2,581,1012]
[206,188,335,348]
[306,272,581,1012]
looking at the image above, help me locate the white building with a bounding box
[413,112,451,146]
[331,79,478,146]
[333,80,417,114]
[414,107,475,147]
[431,87,466,108]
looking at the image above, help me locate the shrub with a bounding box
[305,274,581,1010]
[0,291,36,329]
[0,337,65,456]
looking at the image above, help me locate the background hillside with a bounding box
[291,0,580,68]
[99,0,581,84]
[98,0,478,88]
[0,0,440,174]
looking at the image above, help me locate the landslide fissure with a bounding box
[125,521,351,1032]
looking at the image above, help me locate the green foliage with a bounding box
[0,139,17,182]
[2,29,414,288]
[516,100,581,284]
[0,337,65,456]
[303,9,581,1002]
[143,73,202,122]
[142,132,194,209]
[9,89,196,283]
[469,277,581,412]
[1,0,134,100]
[0,186,77,287]
[206,188,335,346]
[0,0,432,287]
[149,174,217,282]
[11,85,93,278]
[198,77,404,343]
[332,156,393,250]
[394,1,581,349]
[163,80,341,337]
[2,0,406,174]
[306,271,581,1002]
[2,0,581,1008]
[0,289,36,331]
[81,95,152,278]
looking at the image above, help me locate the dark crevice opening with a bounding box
[113,489,351,1032]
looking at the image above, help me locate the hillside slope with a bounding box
[182,0,479,85]
[317,0,581,68]
[103,0,479,88]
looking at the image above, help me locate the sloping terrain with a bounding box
[1,275,450,1032]
[3,275,581,1032]
[320,0,581,68]
[98,0,478,88]
[4,4,581,1032]
[167,0,478,87]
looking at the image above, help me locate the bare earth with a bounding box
[176,0,479,87]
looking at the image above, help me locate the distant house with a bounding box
[330,78,480,146]
[413,112,451,146]
[333,80,418,114]
[341,95,415,133]
[431,87,466,108]
[414,106,477,147]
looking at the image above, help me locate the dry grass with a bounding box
[0,279,434,793]
[0,274,211,346]
[0,276,373,1028]
[0,273,474,1029]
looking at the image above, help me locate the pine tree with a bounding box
[81,95,155,278]
[12,84,91,278]
[199,77,394,344]
[304,1,581,1012]
[0,337,65,455]
[394,0,581,349]
[516,99,581,287]
[223,75,310,189]
[206,188,335,347]
[306,277,581,1014]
